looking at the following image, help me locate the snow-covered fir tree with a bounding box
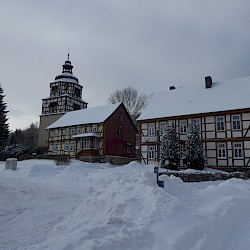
[185,123,206,170]
[160,124,180,170]
[0,84,9,148]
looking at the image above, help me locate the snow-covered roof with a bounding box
[138,75,250,121]
[53,78,78,84]
[72,133,101,138]
[46,103,122,129]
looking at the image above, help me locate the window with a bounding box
[77,126,82,134]
[216,116,225,131]
[70,141,75,151]
[64,142,69,152]
[180,120,187,134]
[217,143,227,158]
[119,112,124,121]
[118,126,123,135]
[65,128,70,136]
[92,124,97,133]
[160,122,167,135]
[54,129,59,136]
[233,142,243,158]
[193,118,201,131]
[148,146,155,160]
[83,138,91,149]
[70,127,76,135]
[127,143,132,153]
[232,115,241,130]
[148,123,155,136]
[53,143,58,152]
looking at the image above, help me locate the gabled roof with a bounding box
[46,103,122,129]
[137,75,250,121]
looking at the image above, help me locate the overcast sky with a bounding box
[1,0,250,131]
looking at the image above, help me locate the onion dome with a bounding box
[55,54,79,83]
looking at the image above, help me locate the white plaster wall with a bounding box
[141,145,147,152]
[233,160,244,166]
[232,131,242,138]
[242,113,250,120]
[141,123,147,129]
[206,123,215,131]
[226,131,231,138]
[244,141,250,149]
[206,149,216,158]
[244,150,250,158]
[242,121,250,129]
[206,142,216,150]
[206,116,214,123]
[216,132,226,139]
[217,160,227,166]
[206,132,216,139]
[207,158,217,166]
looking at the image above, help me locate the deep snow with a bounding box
[1,160,250,250]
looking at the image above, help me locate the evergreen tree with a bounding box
[185,123,206,170]
[160,124,180,170]
[0,84,9,148]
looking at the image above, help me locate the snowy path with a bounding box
[1,160,250,250]
[0,175,84,250]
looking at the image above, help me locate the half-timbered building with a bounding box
[38,55,87,152]
[137,76,250,171]
[46,102,137,164]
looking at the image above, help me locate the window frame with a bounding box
[232,114,241,131]
[217,143,227,159]
[179,119,187,134]
[216,116,225,131]
[119,112,124,122]
[53,142,58,152]
[160,121,167,135]
[118,125,123,135]
[233,142,243,159]
[192,118,201,131]
[77,126,82,134]
[64,141,69,152]
[148,123,155,136]
[92,124,98,133]
[70,141,75,151]
[70,127,76,135]
[127,143,132,154]
[148,146,155,160]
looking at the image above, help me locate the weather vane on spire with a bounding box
[67,46,70,60]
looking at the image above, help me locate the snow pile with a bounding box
[1,160,250,250]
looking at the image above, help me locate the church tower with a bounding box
[38,54,88,152]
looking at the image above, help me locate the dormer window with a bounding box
[119,112,124,121]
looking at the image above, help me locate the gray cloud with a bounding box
[1,0,250,130]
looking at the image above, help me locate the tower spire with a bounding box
[67,46,70,61]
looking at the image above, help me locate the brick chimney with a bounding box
[205,76,212,89]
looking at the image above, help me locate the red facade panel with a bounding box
[104,104,136,158]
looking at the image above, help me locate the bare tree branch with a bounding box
[107,86,149,122]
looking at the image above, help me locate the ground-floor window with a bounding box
[217,143,227,158]
[233,142,243,158]
[127,143,132,154]
[53,142,58,152]
[64,142,69,152]
[70,141,75,151]
[148,146,155,160]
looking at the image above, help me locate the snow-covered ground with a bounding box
[1,160,250,250]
